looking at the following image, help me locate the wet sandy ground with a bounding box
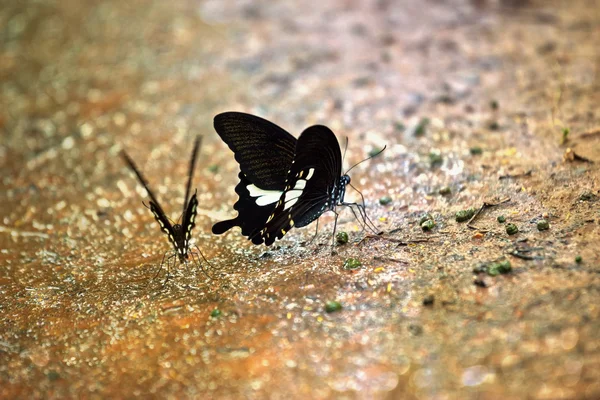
[1,0,599,398]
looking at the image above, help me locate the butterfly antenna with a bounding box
[342,137,349,165]
[344,145,387,175]
[184,135,203,216]
[121,150,167,215]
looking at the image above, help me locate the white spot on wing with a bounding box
[247,184,282,206]
[294,180,306,190]
[305,168,315,180]
[284,198,299,210]
[284,189,303,202]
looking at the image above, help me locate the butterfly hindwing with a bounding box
[182,192,198,251]
[254,125,343,245]
[214,112,296,190]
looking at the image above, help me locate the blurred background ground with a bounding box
[1,0,599,399]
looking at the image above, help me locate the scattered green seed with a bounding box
[419,213,433,225]
[456,208,476,222]
[414,117,430,136]
[207,164,219,173]
[490,100,499,110]
[488,121,500,130]
[537,219,550,231]
[336,231,349,245]
[379,196,392,205]
[325,300,343,313]
[439,186,451,195]
[487,260,512,276]
[421,219,435,231]
[210,309,222,318]
[394,122,406,131]
[47,371,60,381]
[470,146,483,155]
[343,258,362,270]
[506,223,519,235]
[575,255,582,263]
[497,215,506,223]
[429,151,443,166]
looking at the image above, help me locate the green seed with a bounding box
[561,128,570,144]
[497,215,506,223]
[439,186,451,195]
[343,258,362,270]
[379,196,392,205]
[487,260,512,276]
[470,146,483,155]
[414,117,430,136]
[506,223,519,235]
[336,231,349,245]
[490,100,499,110]
[210,309,222,318]
[325,300,342,313]
[489,121,500,130]
[421,219,435,231]
[456,208,476,222]
[207,164,219,173]
[419,213,433,225]
[575,255,582,263]
[429,151,443,166]
[537,219,549,231]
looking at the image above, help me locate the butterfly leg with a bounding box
[305,218,320,246]
[162,252,178,287]
[192,244,216,280]
[330,209,340,254]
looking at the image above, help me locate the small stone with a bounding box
[497,215,506,223]
[439,186,451,195]
[456,208,476,222]
[336,231,349,245]
[422,294,435,306]
[579,191,597,201]
[343,258,362,270]
[488,121,500,130]
[506,223,518,235]
[325,300,342,313]
[210,309,222,318]
[379,196,392,205]
[537,219,549,231]
[575,255,582,263]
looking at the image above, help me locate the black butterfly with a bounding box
[212,112,381,246]
[121,135,209,279]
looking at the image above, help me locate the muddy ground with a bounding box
[1,0,599,399]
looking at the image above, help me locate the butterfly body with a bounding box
[122,136,203,268]
[212,112,368,246]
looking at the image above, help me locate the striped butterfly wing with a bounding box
[253,125,343,246]
[149,201,179,252]
[212,112,298,240]
[179,192,198,257]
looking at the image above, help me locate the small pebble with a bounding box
[506,223,519,235]
[422,294,435,306]
[439,186,451,195]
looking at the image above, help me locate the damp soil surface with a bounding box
[1,1,600,399]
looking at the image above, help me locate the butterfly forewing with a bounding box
[254,125,343,245]
[182,192,198,251]
[214,112,296,190]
